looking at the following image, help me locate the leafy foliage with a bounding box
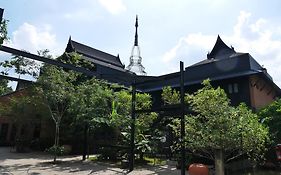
[0,19,8,45]
[0,49,50,78]
[45,145,66,157]
[162,86,180,105]
[56,52,95,72]
[0,54,40,77]
[69,78,113,127]
[0,79,12,95]
[36,64,78,162]
[111,90,158,158]
[258,98,281,145]
[163,80,269,174]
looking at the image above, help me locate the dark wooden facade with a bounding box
[64,35,281,110]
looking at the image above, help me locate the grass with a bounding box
[87,154,167,167]
[143,156,167,166]
[88,155,98,161]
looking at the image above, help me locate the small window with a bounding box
[233,83,238,93]
[228,84,233,94]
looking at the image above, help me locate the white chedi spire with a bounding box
[126,15,146,75]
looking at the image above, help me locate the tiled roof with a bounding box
[66,38,125,68]
[136,36,280,94]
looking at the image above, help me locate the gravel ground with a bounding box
[0,147,182,175]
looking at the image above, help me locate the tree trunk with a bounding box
[140,152,144,161]
[82,123,88,161]
[53,123,60,162]
[215,149,225,175]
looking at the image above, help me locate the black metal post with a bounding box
[82,122,88,161]
[129,81,136,171]
[180,61,186,175]
[0,8,3,22]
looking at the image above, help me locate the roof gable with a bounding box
[207,35,236,60]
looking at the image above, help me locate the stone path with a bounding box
[0,147,182,175]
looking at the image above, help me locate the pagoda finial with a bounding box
[134,15,138,46]
[127,15,146,75]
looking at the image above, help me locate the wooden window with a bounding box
[228,84,233,94]
[228,83,239,94]
[233,83,238,93]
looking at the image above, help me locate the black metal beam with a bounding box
[129,81,136,172]
[180,61,186,175]
[0,45,100,78]
[0,8,3,22]
[0,74,33,83]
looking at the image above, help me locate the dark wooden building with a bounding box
[65,37,134,86]
[65,35,281,110]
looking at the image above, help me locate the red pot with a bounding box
[188,163,209,175]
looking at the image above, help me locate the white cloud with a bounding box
[5,22,61,56]
[98,0,126,15]
[63,9,104,22]
[161,11,281,87]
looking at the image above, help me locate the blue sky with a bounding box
[1,0,281,87]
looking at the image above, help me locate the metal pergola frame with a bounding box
[0,9,189,175]
[129,61,187,175]
[0,46,189,175]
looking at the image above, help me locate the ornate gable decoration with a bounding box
[207,35,236,60]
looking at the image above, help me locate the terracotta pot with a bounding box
[188,163,209,175]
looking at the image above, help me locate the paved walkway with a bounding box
[0,147,182,175]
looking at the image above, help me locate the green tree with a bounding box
[69,78,113,127]
[0,79,12,95]
[162,86,180,105]
[68,78,113,159]
[111,89,158,160]
[0,15,12,95]
[56,52,95,72]
[259,99,281,145]
[0,49,50,78]
[36,64,77,162]
[164,80,269,175]
[0,17,8,45]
